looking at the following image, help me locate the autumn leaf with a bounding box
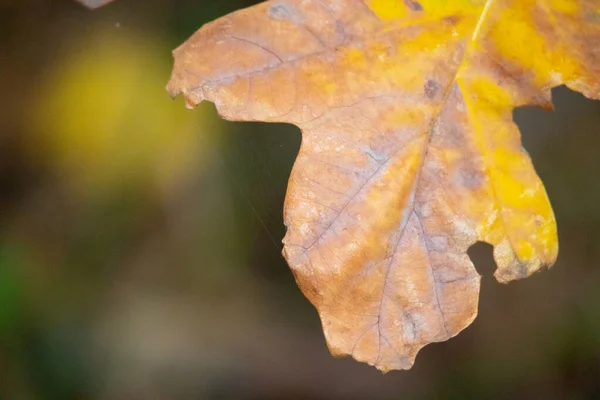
[167,0,600,371]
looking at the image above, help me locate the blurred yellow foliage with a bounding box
[31,29,213,197]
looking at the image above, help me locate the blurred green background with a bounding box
[0,1,599,399]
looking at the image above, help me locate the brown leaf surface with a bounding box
[167,0,600,371]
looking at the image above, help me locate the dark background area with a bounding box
[0,1,599,399]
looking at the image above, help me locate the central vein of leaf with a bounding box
[372,0,495,347]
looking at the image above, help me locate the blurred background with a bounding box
[0,1,599,399]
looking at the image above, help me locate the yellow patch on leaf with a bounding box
[368,0,410,19]
[167,0,600,371]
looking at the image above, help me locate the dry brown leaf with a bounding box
[167,0,600,371]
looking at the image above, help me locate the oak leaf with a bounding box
[167,0,600,371]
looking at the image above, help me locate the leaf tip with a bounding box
[166,75,202,109]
